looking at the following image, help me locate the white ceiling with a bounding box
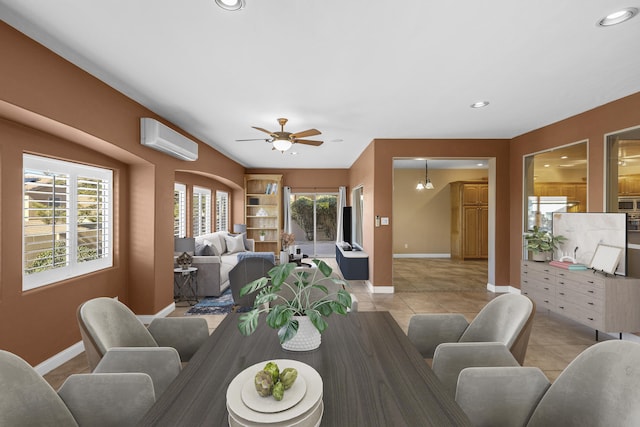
[1,0,639,169]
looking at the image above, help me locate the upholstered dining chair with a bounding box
[0,349,155,427]
[77,297,209,370]
[229,256,275,310]
[407,293,535,396]
[456,340,640,427]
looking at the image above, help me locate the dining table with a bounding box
[138,311,471,426]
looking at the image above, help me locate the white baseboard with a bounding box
[137,302,175,325]
[487,284,521,294]
[35,301,176,376]
[366,281,394,293]
[393,253,451,259]
[35,340,85,376]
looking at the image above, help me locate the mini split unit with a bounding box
[140,117,198,161]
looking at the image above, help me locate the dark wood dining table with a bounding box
[138,311,471,426]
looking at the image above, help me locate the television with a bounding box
[342,206,352,245]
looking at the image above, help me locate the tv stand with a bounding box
[336,244,369,280]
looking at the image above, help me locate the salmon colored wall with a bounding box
[393,169,488,254]
[509,92,640,288]
[246,169,350,193]
[0,22,246,365]
[372,139,511,288]
[175,172,234,234]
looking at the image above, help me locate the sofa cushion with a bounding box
[196,232,226,256]
[224,234,246,254]
[195,240,214,256]
[237,252,276,264]
[228,232,251,251]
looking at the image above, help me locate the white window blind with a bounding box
[216,191,229,232]
[174,183,186,237]
[193,186,211,236]
[23,154,113,290]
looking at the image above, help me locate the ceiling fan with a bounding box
[236,118,323,152]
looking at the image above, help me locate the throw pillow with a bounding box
[229,232,251,251]
[195,241,214,256]
[224,233,246,254]
[203,239,222,256]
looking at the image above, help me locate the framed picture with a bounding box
[589,244,623,275]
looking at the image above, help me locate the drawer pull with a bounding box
[559,305,565,309]
[588,281,594,284]
[544,300,550,303]
[559,292,565,296]
[544,269,550,272]
[588,302,594,305]
[588,290,594,294]
[544,277,550,281]
[544,287,549,290]
[588,317,594,321]
[559,281,565,285]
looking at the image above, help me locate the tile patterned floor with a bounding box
[44,258,604,389]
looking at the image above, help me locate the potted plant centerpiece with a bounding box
[525,226,566,261]
[237,260,353,351]
[280,231,295,264]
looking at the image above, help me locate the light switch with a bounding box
[381,217,389,225]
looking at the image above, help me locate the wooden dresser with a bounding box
[521,260,640,336]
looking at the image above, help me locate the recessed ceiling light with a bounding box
[561,155,568,159]
[544,164,550,168]
[476,163,484,167]
[598,7,638,26]
[215,0,245,11]
[470,101,490,108]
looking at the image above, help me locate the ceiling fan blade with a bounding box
[294,139,324,146]
[236,138,272,142]
[290,128,321,139]
[252,126,276,136]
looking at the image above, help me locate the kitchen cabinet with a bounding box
[451,181,488,259]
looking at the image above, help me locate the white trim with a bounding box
[366,281,394,293]
[393,253,451,259]
[487,284,520,294]
[137,302,175,325]
[35,341,85,376]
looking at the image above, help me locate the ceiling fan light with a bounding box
[273,138,292,152]
[215,0,245,11]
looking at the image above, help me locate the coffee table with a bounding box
[138,312,470,426]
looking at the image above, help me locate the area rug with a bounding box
[185,289,249,315]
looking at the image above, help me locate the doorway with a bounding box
[391,158,495,291]
[288,192,338,257]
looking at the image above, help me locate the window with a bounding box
[23,154,113,290]
[174,183,186,237]
[192,186,211,236]
[216,191,229,232]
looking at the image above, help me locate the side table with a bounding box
[173,267,198,305]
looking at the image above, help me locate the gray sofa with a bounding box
[175,231,255,297]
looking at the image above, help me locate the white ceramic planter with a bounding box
[281,316,321,352]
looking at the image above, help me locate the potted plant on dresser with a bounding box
[237,260,352,351]
[525,226,567,261]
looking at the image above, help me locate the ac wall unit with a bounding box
[140,117,198,161]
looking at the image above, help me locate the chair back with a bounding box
[229,257,275,308]
[0,350,79,426]
[460,293,534,364]
[527,340,640,427]
[78,297,158,370]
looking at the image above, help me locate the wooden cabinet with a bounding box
[451,181,488,259]
[521,260,640,334]
[619,175,640,195]
[533,182,587,212]
[244,174,282,255]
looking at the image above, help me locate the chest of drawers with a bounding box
[521,260,640,333]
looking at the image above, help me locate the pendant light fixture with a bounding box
[416,160,434,190]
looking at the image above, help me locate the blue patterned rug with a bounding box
[185,289,250,315]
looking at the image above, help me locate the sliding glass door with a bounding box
[288,193,337,257]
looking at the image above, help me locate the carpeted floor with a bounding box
[185,289,250,315]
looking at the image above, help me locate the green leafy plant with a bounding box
[238,260,352,344]
[524,226,566,253]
